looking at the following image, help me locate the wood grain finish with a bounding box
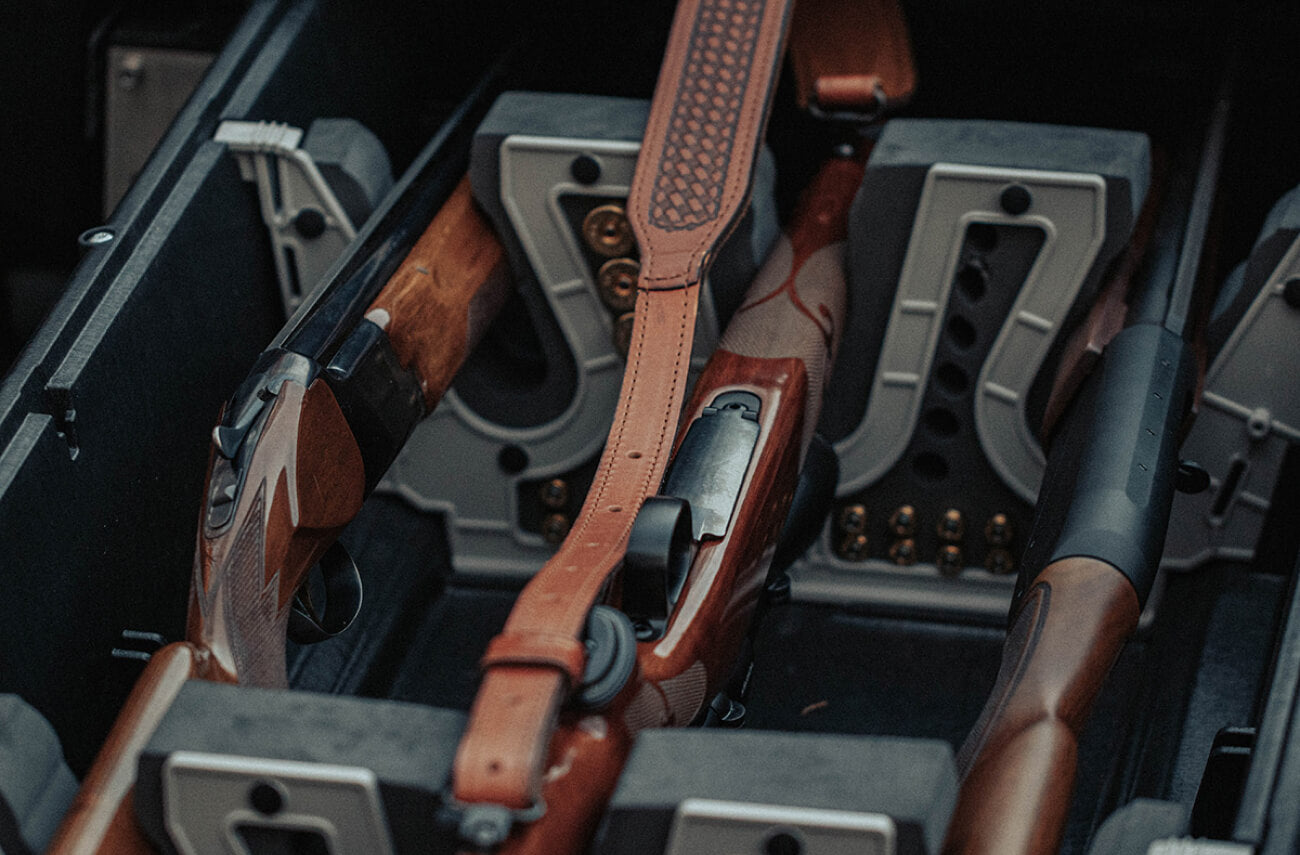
[53,179,505,853]
[493,157,860,855]
[499,354,808,855]
[453,0,795,809]
[189,377,365,687]
[942,558,1141,855]
[366,177,509,409]
[46,643,199,855]
[788,0,915,111]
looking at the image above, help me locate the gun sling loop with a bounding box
[787,0,916,119]
[451,0,796,823]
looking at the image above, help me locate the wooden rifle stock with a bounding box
[48,177,507,855]
[496,155,861,855]
[943,558,1139,855]
[944,90,1230,851]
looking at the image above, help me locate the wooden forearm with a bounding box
[46,643,201,855]
[942,558,1140,855]
[365,176,508,409]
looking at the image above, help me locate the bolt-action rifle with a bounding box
[472,152,862,855]
[48,175,509,854]
[941,90,1230,855]
[445,0,800,848]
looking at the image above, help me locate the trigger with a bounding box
[288,542,364,644]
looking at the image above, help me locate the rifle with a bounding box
[48,176,508,854]
[478,153,862,855]
[447,0,797,846]
[940,90,1230,854]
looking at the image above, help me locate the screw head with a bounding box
[1000,184,1033,215]
[571,154,601,185]
[78,227,116,247]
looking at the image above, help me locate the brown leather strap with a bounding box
[788,0,916,115]
[453,0,794,809]
[480,632,587,684]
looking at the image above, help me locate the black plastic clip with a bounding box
[571,605,637,710]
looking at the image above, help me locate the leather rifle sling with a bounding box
[453,0,795,809]
[788,0,916,115]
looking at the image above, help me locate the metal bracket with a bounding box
[215,119,392,315]
[665,799,897,855]
[161,751,396,855]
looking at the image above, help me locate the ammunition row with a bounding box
[833,503,1017,576]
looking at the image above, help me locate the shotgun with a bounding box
[941,91,1230,855]
[48,177,509,854]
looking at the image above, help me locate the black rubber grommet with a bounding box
[573,605,637,710]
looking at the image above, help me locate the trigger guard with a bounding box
[288,542,364,644]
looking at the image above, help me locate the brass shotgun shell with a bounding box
[888,505,917,538]
[612,312,635,358]
[937,509,965,542]
[596,258,640,313]
[542,513,571,544]
[837,503,868,535]
[539,478,569,510]
[985,547,1015,575]
[836,533,870,561]
[888,538,918,566]
[937,545,964,576]
[984,513,1014,546]
[582,204,635,257]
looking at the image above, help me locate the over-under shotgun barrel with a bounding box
[49,178,507,855]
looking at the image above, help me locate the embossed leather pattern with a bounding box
[630,0,793,289]
[453,0,795,811]
[649,0,766,231]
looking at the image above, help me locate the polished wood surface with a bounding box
[46,643,199,855]
[454,0,797,807]
[54,179,504,854]
[788,0,916,111]
[366,177,509,409]
[501,354,808,855]
[188,377,365,687]
[942,558,1141,855]
[495,156,861,855]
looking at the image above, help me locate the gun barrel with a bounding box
[943,81,1233,855]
